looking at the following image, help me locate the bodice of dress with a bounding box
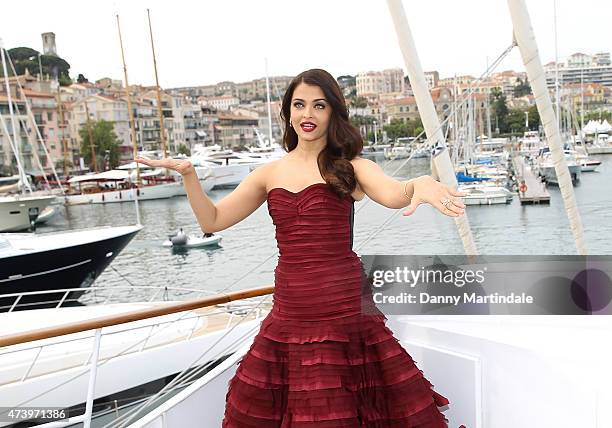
[267,182,355,263]
[266,182,363,321]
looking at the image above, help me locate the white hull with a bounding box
[540,164,581,185]
[580,161,601,172]
[0,303,267,426]
[586,146,612,155]
[65,182,183,205]
[34,205,60,224]
[162,235,222,248]
[130,316,612,428]
[174,168,215,196]
[458,185,512,206]
[210,164,251,189]
[383,147,413,160]
[463,194,508,205]
[0,195,56,232]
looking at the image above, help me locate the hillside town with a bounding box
[1,32,610,175]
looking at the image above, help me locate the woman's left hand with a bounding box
[402,176,467,217]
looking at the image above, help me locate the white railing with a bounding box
[0,285,273,428]
[1,285,216,312]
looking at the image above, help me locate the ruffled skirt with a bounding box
[222,310,452,427]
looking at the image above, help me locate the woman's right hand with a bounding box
[134,156,196,176]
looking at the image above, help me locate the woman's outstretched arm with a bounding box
[135,156,271,232]
[351,157,466,217]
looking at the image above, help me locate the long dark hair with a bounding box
[280,69,363,199]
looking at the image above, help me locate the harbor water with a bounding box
[39,155,612,296]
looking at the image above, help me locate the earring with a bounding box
[289,121,293,128]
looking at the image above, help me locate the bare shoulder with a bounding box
[350,156,375,170]
[349,157,368,200]
[250,158,284,189]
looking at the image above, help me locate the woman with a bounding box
[136,69,465,427]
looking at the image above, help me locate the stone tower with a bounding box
[41,32,57,56]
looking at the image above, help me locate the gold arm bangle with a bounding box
[403,180,412,202]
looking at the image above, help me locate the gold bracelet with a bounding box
[403,180,412,202]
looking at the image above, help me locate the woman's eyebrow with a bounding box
[292,98,327,102]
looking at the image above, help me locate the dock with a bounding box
[512,156,550,205]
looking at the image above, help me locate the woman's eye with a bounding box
[293,102,303,108]
[315,104,325,109]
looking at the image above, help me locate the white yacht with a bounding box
[383,145,411,160]
[566,147,601,172]
[536,149,581,185]
[518,130,544,156]
[0,194,56,232]
[65,169,184,205]
[457,183,513,205]
[190,145,272,189]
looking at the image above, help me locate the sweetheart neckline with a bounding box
[266,182,328,196]
[267,182,363,202]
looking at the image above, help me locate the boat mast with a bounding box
[0,39,31,194]
[116,14,141,186]
[507,0,586,255]
[485,58,492,140]
[580,68,584,140]
[386,0,478,255]
[265,58,273,147]
[5,51,65,194]
[147,9,168,160]
[84,101,98,172]
[553,0,560,130]
[56,86,70,176]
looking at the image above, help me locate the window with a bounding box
[47,112,53,121]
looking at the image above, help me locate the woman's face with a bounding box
[290,82,332,143]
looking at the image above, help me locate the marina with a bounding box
[28,153,612,295]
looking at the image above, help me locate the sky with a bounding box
[1,0,610,89]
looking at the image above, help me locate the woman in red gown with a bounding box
[136,69,466,427]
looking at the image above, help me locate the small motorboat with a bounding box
[162,228,222,248]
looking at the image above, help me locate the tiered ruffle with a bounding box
[222,312,451,427]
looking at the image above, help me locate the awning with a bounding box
[68,170,129,183]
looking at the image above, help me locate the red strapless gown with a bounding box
[223,183,455,427]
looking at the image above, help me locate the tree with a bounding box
[350,96,368,109]
[54,158,73,171]
[79,120,121,170]
[513,78,532,98]
[383,117,424,140]
[527,105,540,131]
[350,115,375,127]
[1,47,72,86]
[584,111,611,122]
[506,109,527,134]
[77,73,89,84]
[383,119,409,140]
[490,87,509,134]
[177,143,191,156]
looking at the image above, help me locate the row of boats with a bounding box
[0,143,284,233]
[426,131,604,206]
